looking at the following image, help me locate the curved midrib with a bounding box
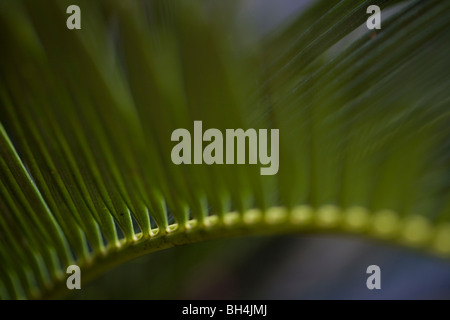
[37,205,450,300]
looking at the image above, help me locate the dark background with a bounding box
[69,234,450,299]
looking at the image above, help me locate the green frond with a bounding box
[0,0,449,299]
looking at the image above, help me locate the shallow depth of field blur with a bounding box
[69,234,450,299]
[62,0,450,300]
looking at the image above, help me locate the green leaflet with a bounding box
[0,0,449,299]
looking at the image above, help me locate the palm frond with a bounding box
[0,0,449,299]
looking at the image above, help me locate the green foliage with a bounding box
[0,0,449,299]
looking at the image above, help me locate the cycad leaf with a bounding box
[0,0,449,299]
